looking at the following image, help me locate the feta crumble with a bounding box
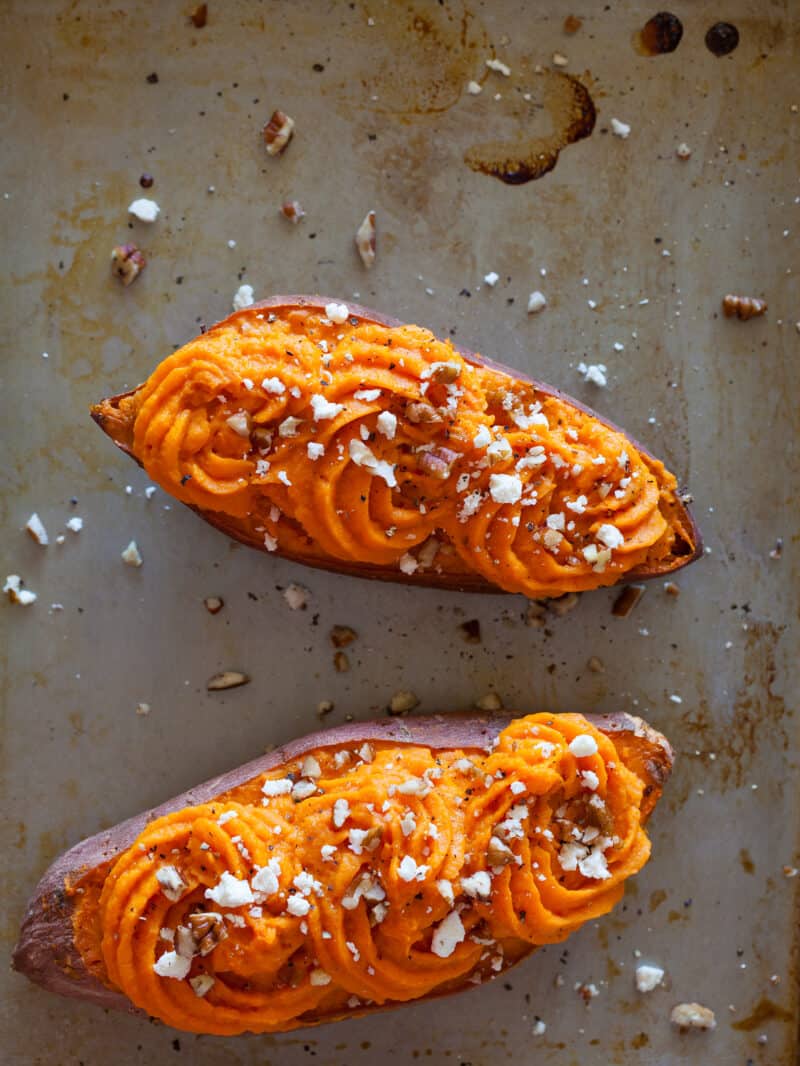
[527,290,547,314]
[431,911,465,957]
[205,871,255,907]
[577,362,608,387]
[121,540,143,567]
[569,734,599,757]
[233,284,254,311]
[610,117,631,139]
[635,963,665,993]
[153,950,190,980]
[489,473,522,504]
[128,198,160,222]
[325,302,349,324]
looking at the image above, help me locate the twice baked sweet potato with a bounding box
[14,711,672,1035]
[91,297,700,598]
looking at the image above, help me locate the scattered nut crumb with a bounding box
[527,290,547,314]
[263,109,295,155]
[355,210,376,269]
[190,3,207,28]
[4,574,36,606]
[121,540,143,567]
[330,625,357,648]
[663,581,680,597]
[588,656,605,673]
[722,294,767,320]
[203,596,224,615]
[610,117,631,139]
[548,592,580,617]
[460,619,482,644]
[475,691,503,712]
[576,982,599,1003]
[207,670,250,691]
[552,52,569,67]
[111,244,146,286]
[612,584,645,617]
[676,142,692,159]
[280,199,305,223]
[25,513,49,546]
[783,865,798,878]
[128,198,160,223]
[283,583,309,610]
[670,1002,716,1031]
[135,702,151,716]
[333,651,350,673]
[635,963,665,993]
[388,690,420,716]
[563,14,582,33]
[769,538,783,560]
[317,699,334,717]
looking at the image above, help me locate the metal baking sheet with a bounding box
[2,1,798,1063]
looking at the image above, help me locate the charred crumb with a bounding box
[663,581,680,597]
[333,651,350,673]
[190,3,207,28]
[330,625,357,649]
[460,619,482,644]
[203,596,224,615]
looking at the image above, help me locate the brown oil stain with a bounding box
[360,1,489,115]
[563,15,582,35]
[739,848,755,874]
[680,621,789,789]
[649,887,667,912]
[630,1032,650,1049]
[731,997,793,1030]
[464,72,596,184]
[634,12,684,56]
[667,909,688,923]
[705,22,740,57]
[12,821,27,850]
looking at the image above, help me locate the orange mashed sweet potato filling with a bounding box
[112,304,691,596]
[71,714,656,1035]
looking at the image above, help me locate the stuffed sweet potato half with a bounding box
[14,711,672,1036]
[91,297,700,598]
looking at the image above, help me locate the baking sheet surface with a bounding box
[1,1,798,1063]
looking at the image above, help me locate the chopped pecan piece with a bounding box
[418,446,460,480]
[722,294,767,320]
[406,401,441,425]
[207,670,250,691]
[263,110,295,156]
[355,210,376,269]
[280,199,305,223]
[111,244,146,286]
[330,625,357,648]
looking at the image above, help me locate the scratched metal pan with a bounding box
[1,1,797,1064]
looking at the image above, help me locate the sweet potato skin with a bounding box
[90,295,702,592]
[13,711,672,1018]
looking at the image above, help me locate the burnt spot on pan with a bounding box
[463,73,596,185]
[705,22,740,56]
[634,12,684,56]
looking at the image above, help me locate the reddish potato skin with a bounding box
[13,711,672,1019]
[90,296,702,593]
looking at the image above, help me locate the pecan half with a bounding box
[110,244,145,286]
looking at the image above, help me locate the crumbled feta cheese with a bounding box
[205,871,255,907]
[483,271,500,287]
[581,770,600,791]
[307,442,325,460]
[610,117,631,139]
[262,376,286,395]
[436,879,455,905]
[128,198,160,222]
[354,388,381,402]
[232,283,254,311]
[153,950,191,980]
[398,552,418,575]
[460,871,492,899]
[546,512,565,531]
[261,777,293,797]
[286,895,311,916]
[569,734,599,757]
[333,798,350,828]
[66,516,83,533]
[263,532,278,551]
[121,540,143,567]
[485,57,511,76]
[398,855,428,882]
[348,438,397,487]
[226,412,250,437]
[321,843,337,862]
[577,362,608,387]
[310,968,332,986]
[489,473,522,504]
[466,80,483,95]
[596,523,624,549]
[311,393,344,421]
[473,425,492,449]
[431,911,465,958]
[25,513,48,546]
[510,780,526,795]
[325,302,349,324]
[527,290,547,314]
[155,865,188,902]
[635,963,665,993]
[283,583,308,610]
[278,416,303,437]
[486,437,513,464]
[532,1019,547,1036]
[376,411,397,440]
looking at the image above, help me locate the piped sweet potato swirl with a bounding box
[92,300,698,597]
[71,713,659,1035]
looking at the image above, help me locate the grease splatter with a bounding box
[635,12,683,55]
[705,22,740,57]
